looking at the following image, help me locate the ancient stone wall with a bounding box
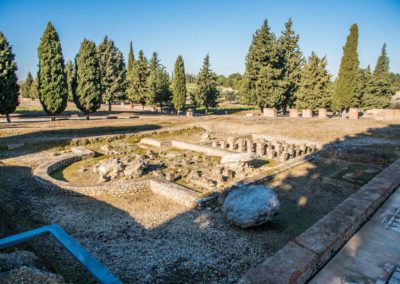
[210,136,319,162]
[240,158,400,284]
[33,147,200,207]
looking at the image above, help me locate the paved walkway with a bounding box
[310,187,400,283]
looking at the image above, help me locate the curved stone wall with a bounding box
[33,147,199,207]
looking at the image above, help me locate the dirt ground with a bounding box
[1,108,400,283]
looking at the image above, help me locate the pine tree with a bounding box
[74,39,102,119]
[196,54,219,114]
[332,23,359,112]
[65,60,76,102]
[37,22,68,120]
[127,50,149,109]
[295,52,331,110]
[127,41,135,72]
[358,66,372,106]
[147,52,171,110]
[20,72,34,98]
[279,18,303,110]
[98,36,127,111]
[362,44,392,109]
[172,55,186,113]
[241,20,284,111]
[0,32,19,123]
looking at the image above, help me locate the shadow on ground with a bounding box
[0,124,399,283]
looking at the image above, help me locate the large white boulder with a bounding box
[223,184,280,228]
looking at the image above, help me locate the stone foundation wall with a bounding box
[240,158,400,284]
[210,135,319,162]
[364,109,400,120]
[33,147,200,207]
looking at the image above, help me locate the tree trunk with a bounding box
[51,116,56,121]
[205,107,208,115]
[160,102,163,113]
[5,113,10,123]
[108,102,112,112]
[130,103,134,108]
[86,115,90,120]
[142,104,145,110]
[259,106,264,113]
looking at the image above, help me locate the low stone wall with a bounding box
[171,140,232,157]
[240,158,400,284]
[33,147,200,207]
[139,138,172,149]
[364,109,400,120]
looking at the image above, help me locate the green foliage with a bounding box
[279,18,303,109]
[196,54,219,113]
[97,36,127,110]
[0,32,19,121]
[241,20,284,109]
[127,50,149,107]
[37,22,68,117]
[172,55,186,111]
[127,41,134,72]
[147,52,171,109]
[216,73,242,90]
[361,45,392,110]
[295,52,331,110]
[74,39,102,116]
[65,60,76,101]
[332,24,359,111]
[20,72,33,98]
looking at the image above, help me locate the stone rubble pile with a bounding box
[93,154,149,182]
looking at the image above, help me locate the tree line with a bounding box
[241,19,398,112]
[1,22,220,121]
[1,20,399,122]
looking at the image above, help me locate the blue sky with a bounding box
[1,0,399,80]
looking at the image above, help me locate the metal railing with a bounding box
[0,224,122,284]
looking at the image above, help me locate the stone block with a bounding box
[289,109,299,118]
[240,241,318,284]
[263,108,277,117]
[220,141,226,150]
[302,109,313,118]
[186,110,194,117]
[211,141,218,148]
[256,142,265,156]
[318,108,327,118]
[349,108,359,119]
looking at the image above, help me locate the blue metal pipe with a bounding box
[0,224,122,284]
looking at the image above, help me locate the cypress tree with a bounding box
[279,18,303,110]
[127,41,135,72]
[362,44,392,109]
[65,60,76,102]
[332,24,359,112]
[20,72,34,99]
[98,36,127,111]
[127,50,149,109]
[172,55,187,113]
[295,52,331,110]
[30,77,38,100]
[37,22,68,120]
[74,39,102,119]
[196,54,219,114]
[0,32,19,123]
[241,20,284,111]
[147,52,171,110]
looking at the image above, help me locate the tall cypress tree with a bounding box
[241,20,284,111]
[362,44,392,109]
[65,60,76,102]
[295,52,331,110]
[279,18,303,110]
[74,39,102,119]
[37,22,68,120]
[172,55,186,113]
[0,32,19,123]
[127,41,135,72]
[127,50,149,109]
[20,72,34,99]
[332,24,359,112]
[196,54,219,114]
[98,36,127,111]
[147,52,171,110]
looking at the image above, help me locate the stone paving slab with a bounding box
[310,187,400,283]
